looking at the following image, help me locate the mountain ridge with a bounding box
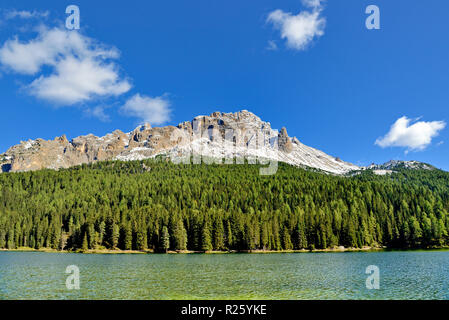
[0,110,438,174]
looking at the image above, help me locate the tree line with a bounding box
[0,159,448,252]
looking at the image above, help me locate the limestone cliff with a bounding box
[0,110,359,174]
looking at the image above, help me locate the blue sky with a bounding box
[0,0,448,170]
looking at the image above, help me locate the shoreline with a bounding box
[3,246,447,254]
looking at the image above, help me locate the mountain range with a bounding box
[0,110,436,174]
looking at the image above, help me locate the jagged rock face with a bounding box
[278,127,293,153]
[0,110,360,174]
[367,160,435,171]
[2,131,129,172]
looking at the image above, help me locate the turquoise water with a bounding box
[1,251,448,300]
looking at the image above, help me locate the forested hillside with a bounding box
[0,159,448,252]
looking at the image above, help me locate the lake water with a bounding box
[1,251,448,300]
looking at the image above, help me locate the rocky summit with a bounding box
[0,110,360,174]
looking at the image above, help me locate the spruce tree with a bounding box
[201,222,213,252]
[161,226,170,253]
[136,228,147,250]
[82,232,89,251]
[124,223,132,250]
[173,220,187,250]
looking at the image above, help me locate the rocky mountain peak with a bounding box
[133,123,152,132]
[0,110,360,174]
[368,160,435,171]
[56,135,69,144]
[278,127,293,153]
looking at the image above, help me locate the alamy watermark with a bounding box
[66,265,80,290]
[365,5,380,30]
[168,120,279,175]
[365,265,380,290]
[66,5,80,30]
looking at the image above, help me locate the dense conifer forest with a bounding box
[0,159,448,252]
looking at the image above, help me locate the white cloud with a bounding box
[375,116,446,152]
[29,56,130,104]
[85,106,111,122]
[267,0,325,50]
[0,27,131,105]
[4,9,49,20]
[121,94,171,125]
[301,0,323,9]
[0,21,173,123]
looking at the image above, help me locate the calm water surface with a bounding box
[1,251,448,299]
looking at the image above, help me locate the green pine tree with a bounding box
[82,232,89,251]
[201,222,213,252]
[161,226,170,253]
